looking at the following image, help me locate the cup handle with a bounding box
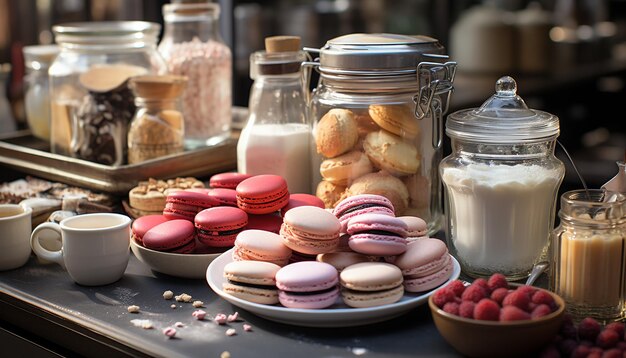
[30,222,64,267]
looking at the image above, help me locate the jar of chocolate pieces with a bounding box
[306,33,456,234]
[49,21,166,165]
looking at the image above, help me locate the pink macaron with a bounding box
[275,261,339,309]
[393,238,453,292]
[233,229,292,266]
[333,194,395,232]
[280,193,325,216]
[131,214,169,245]
[163,190,219,221]
[209,172,253,189]
[346,213,408,256]
[208,188,238,207]
[195,206,248,247]
[245,213,283,234]
[280,206,341,255]
[397,216,428,241]
[143,219,196,254]
[236,175,290,215]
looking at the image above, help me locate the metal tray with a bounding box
[0,108,247,195]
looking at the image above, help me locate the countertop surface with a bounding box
[0,253,461,358]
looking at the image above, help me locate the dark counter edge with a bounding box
[0,286,154,358]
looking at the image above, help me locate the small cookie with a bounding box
[363,130,420,176]
[347,171,409,216]
[368,104,419,139]
[320,150,373,186]
[315,109,359,158]
[316,180,346,209]
[355,112,380,138]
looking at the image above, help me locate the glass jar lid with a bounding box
[53,21,160,47]
[446,76,560,143]
[23,45,59,70]
[319,33,445,75]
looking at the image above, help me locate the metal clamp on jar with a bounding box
[305,33,456,234]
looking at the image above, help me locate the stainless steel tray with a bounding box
[0,108,247,195]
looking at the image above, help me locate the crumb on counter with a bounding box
[175,293,193,302]
[163,290,174,300]
[226,328,236,336]
[227,312,239,322]
[192,300,204,308]
[163,327,177,338]
[175,322,185,327]
[220,352,231,358]
[214,313,227,325]
[170,304,177,309]
[192,309,207,320]
[127,305,140,313]
[243,324,252,332]
[130,319,153,329]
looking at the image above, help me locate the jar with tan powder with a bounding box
[127,75,186,164]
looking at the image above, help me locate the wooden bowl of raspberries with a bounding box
[428,273,565,358]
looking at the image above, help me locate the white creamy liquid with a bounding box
[237,123,312,194]
[442,163,561,277]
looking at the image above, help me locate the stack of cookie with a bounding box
[127,177,205,217]
[314,106,427,217]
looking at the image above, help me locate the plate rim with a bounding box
[206,248,461,325]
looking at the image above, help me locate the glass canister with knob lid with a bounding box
[308,33,456,234]
[49,21,166,165]
[440,76,565,281]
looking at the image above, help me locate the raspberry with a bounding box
[570,345,591,358]
[601,349,622,358]
[558,338,578,356]
[500,306,531,321]
[560,317,578,339]
[458,300,475,319]
[446,280,466,298]
[531,304,552,319]
[515,285,537,297]
[578,317,602,341]
[502,289,531,311]
[596,328,620,349]
[605,322,625,338]
[531,290,556,308]
[461,284,487,303]
[472,278,491,294]
[487,273,508,291]
[490,287,509,305]
[442,302,460,315]
[432,287,456,308]
[474,298,500,321]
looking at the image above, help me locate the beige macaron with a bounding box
[368,104,419,139]
[340,262,404,308]
[347,171,409,215]
[316,180,347,209]
[355,112,381,137]
[363,130,420,176]
[320,150,373,186]
[315,109,359,158]
[317,252,371,272]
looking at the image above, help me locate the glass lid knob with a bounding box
[495,76,517,97]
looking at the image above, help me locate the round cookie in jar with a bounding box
[307,33,456,235]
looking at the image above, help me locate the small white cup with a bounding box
[30,213,131,286]
[0,204,33,271]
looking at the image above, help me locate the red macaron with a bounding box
[236,175,290,215]
[163,190,219,221]
[209,172,252,189]
[131,214,170,245]
[195,206,248,247]
[143,219,196,254]
[280,193,325,216]
[208,188,238,207]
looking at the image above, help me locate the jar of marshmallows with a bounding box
[307,33,456,234]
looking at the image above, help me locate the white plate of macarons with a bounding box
[206,245,461,328]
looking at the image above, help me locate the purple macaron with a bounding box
[333,194,395,232]
[346,213,408,256]
[275,261,339,309]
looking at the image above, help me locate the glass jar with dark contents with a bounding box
[49,21,166,165]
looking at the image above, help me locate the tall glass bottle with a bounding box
[158,2,232,148]
[237,36,311,194]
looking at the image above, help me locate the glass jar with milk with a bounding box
[440,76,565,281]
[237,36,312,194]
[551,189,626,322]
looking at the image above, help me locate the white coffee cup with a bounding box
[0,204,33,271]
[30,213,131,286]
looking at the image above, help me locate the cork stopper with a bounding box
[265,36,301,53]
[129,75,188,99]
